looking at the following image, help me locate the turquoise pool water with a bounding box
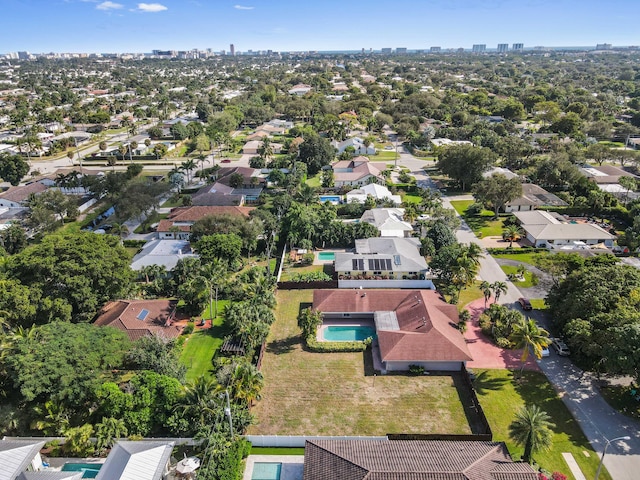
[319,195,341,203]
[252,462,282,480]
[323,325,377,341]
[61,463,102,478]
[318,252,335,261]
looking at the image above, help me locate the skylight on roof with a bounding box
[137,309,149,321]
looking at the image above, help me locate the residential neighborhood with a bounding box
[1,17,640,480]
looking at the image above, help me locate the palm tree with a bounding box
[491,281,508,304]
[258,137,273,163]
[502,224,524,248]
[229,360,264,406]
[95,417,127,452]
[30,400,70,435]
[179,376,218,431]
[198,260,229,320]
[480,280,492,309]
[510,317,550,376]
[508,404,555,464]
[181,159,197,184]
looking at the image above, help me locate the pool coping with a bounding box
[316,319,376,342]
[243,455,304,480]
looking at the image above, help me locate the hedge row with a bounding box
[486,247,548,255]
[305,335,369,352]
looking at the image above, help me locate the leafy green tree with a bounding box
[424,219,457,252]
[170,122,189,140]
[7,322,130,408]
[436,144,496,190]
[472,174,523,218]
[321,169,335,188]
[298,307,323,338]
[27,189,78,228]
[6,232,134,323]
[196,233,242,264]
[508,405,555,464]
[0,153,29,186]
[228,359,264,406]
[64,424,95,457]
[298,132,336,174]
[125,334,187,381]
[0,224,27,254]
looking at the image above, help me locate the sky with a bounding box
[1,0,638,54]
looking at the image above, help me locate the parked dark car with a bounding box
[518,297,532,310]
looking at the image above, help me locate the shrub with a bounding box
[182,322,195,335]
[496,337,512,348]
[551,473,567,480]
[409,364,425,375]
[301,253,315,265]
[305,335,369,352]
[292,271,332,282]
[466,202,484,216]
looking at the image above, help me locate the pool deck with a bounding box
[316,320,385,372]
[243,455,304,480]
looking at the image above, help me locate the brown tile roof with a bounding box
[313,290,472,363]
[94,299,182,341]
[303,440,537,480]
[0,182,47,203]
[332,157,384,183]
[157,206,254,233]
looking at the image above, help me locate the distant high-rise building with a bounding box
[430,46,441,53]
[472,44,486,53]
[497,43,509,53]
[596,43,612,50]
[381,47,392,54]
[512,43,524,52]
[395,47,407,54]
[230,44,235,56]
[17,51,30,60]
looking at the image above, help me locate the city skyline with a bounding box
[0,0,638,54]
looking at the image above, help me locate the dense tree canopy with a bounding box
[4,232,134,324]
[0,153,30,186]
[436,144,497,190]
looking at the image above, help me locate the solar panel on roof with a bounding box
[137,309,149,321]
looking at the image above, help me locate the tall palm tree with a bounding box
[179,376,218,431]
[258,137,273,163]
[508,404,555,464]
[510,317,550,375]
[502,224,524,248]
[181,159,197,184]
[198,260,229,320]
[229,360,264,406]
[491,281,508,304]
[95,417,128,452]
[480,280,492,309]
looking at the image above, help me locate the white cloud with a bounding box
[234,4,254,10]
[97,1,123,10]
[137,3,168,12]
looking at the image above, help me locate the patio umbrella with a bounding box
[176,457,200,475]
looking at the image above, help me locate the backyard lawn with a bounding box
[179,299,230,382]
[475,369,611,480]
[249,290,472,436]
[499,265,538,288]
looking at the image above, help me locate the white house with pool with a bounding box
[313,289,472,372]
[334,238,434,289]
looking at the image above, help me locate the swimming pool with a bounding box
[317,251,335,261]
[323,325,377,342]
[61,463,103,478]
[252,462,282,480]
[319,195,341,203]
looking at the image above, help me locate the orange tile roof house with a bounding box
[313,289,472,372]
[303,439,537,479]
[157,205,254,240]
[94,299,182,341]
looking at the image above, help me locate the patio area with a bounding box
[242,455,304,480]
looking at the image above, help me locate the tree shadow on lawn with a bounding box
[513,371,596,448]
[267,335,300,355]
[452,372,491,435]
[472,370,510,395]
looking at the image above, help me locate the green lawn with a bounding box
[529,299,548,310]
[306,175,321,188]
[250,447,305,455]
[368,150,399,161]
[457,282,485,310]
[475,369,611,480]
[492,251,549,265]
[249,290,472,436]
[179,299,230,382]
[449,200,504,237]
[161,195,189,208]
[499,265,538,288]
[400,193,422,204]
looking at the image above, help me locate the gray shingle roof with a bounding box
[0,440,45,480]
[303,440,537,480]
